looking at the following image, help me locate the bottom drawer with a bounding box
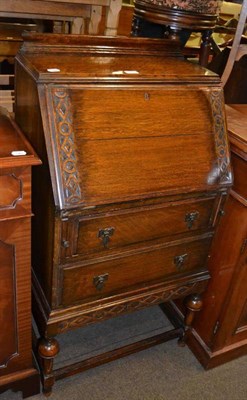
[61,236,212,306]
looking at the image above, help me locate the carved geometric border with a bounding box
[52,88,82,206]
[209,89,232,186]
[56,280,206,334]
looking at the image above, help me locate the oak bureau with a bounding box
[14,33,232,394]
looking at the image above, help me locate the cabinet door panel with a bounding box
[0,219,32,375]
[212,198,247,348]
[0,240,17,369]
[223,245,247,345]
[235,298,247,335]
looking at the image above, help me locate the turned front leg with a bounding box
[38,337,60,396]
[104,0,122,36]
[199,30,212,67]
[131,16,141,37]
[178,293,203,346]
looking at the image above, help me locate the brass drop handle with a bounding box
[185,211,199,229]
[93,273,109,291]
[98,227,115,248]
[174,253,188,271]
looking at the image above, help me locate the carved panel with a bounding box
[0,240,18,368]
[209,89,232,185]
[57,280,204,333]
[0,175,22,209]
[52,88,82,206]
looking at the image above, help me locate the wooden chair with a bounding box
[0,20,40,113]
[132,0,220,66]
[0,0,122,35]
[221,0,247,86]
[0,0,122,114]
[207,0,247,103]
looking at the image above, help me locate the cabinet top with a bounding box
[17,33,219,85]
[0,108,41,169]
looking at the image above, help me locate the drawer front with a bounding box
[61,196,217,260]
[61,236,212,306]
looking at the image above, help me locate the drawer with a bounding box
[61,236,212,306]
[61,196,217,260]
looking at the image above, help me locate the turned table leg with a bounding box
[199,30,212,67]
[167,28,181,42]
[88,6,102,35]
[178,293,203,346]
[38,337,60,396]
[131,16,142,37]
[71,17,85,34]
[104,0,122,36]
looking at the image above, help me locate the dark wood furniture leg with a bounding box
[178,294,203,346]
[131,15,141,36]
[38,337,60,396]
[34,319,183,394]
[167,28,181,42]
[200,30,213,67]
[34,295,205,394]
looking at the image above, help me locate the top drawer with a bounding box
[61,195,218,261]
